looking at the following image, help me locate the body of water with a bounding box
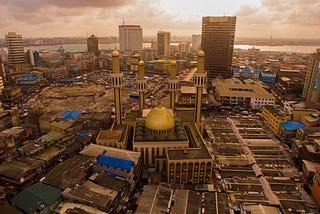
[24,43,320,54]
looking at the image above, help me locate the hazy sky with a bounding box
[0,0,319,39]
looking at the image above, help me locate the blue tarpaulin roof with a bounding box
[20,104,30,109]
[242,67,251,73]
[60,110,82,119]
[78,131,89,136]
[18,76,39,81]
[97,155,134,171]
[281,120,306,131]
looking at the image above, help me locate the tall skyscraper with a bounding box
[157,31,170,56]
[201,16,236,79]
[192,34,201,51]
[302,49,320,102]
[5,32,27,65]
[119,25,143,51]
[87,34,100,54]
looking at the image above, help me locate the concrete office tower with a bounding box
[119,25,143,51]
[201,16,236,79]
[5,32,27,65]
[138,60,147,113]
[111,50,124,125]
[87,34,100,54]
[194,50,207,129]
[302,49,320,102]
[168,61,178,111]
[26,50,35,66]
[192,35,201,51]
[178,43,190,54]
[157,31,170,56]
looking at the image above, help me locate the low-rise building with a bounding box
[260,69,277,83]
[94,155,135,185]
[296,127,320,140]
[62,181,117,213]
[42,154,94,190]
[262,105,290,134]
[233,66,259,80]
[214,79,275,109]
[11,182,62,214]
[311,166,320,205]
[80,143,141,186]
[178,86,207,107]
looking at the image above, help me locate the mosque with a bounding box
[96,50,213,184]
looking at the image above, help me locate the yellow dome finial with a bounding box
[198,50,205,57]
[112,50,119,57]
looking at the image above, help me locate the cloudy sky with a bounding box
[0,0,319,39]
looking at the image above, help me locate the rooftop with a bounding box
[17,76,39,81]
[42,154,94,190]
[0,159,35,182]
[62,181,117,212]
[89,173,129,192]
[281,120,306,131]
[180,86,208,94]
[97,155,134,171]
[12,182,62,214]
[215,81,274,99]
[51,120,74,130]
[80,143,140,164]
[1,126,25,137]
[96,129,122,141]
[54,202,106,214]
[60,110,82,119]
[37,131,62,143]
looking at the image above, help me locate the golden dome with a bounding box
[198,50,205,57]
[145,107,174,131]
[138,60,145,65]
[112,50,120,57]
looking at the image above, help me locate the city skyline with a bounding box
[0,0,319,39]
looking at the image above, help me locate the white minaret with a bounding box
[138,60,147,112]
[111,50,123,125]
[168,61,178,111]
[194,50,207,129]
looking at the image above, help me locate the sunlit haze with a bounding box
[0,0,319,38]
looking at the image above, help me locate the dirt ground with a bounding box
[29,83,132,114]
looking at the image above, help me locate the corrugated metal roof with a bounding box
[97,155,134,171]
[11,182,61,213]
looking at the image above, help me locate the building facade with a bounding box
[87,34,100,54]
[201,16,236,79]
[5,32,27,65]
[302,49,320,102]
[262,105,290,134]
[214,80,275,109]
[157,31,170,56]
[311,166,320,204]
[191,34,201,51]
[119,25,143,52]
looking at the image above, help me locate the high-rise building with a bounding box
[302,49,320,102]
[87,34,100,54]
[5,32,27,65]
[192,34,201,51]
[178,42,191,54]
[119,25,143,51]
[201,16,236,79]
[26,49,35,66]
[157,31,170,56]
